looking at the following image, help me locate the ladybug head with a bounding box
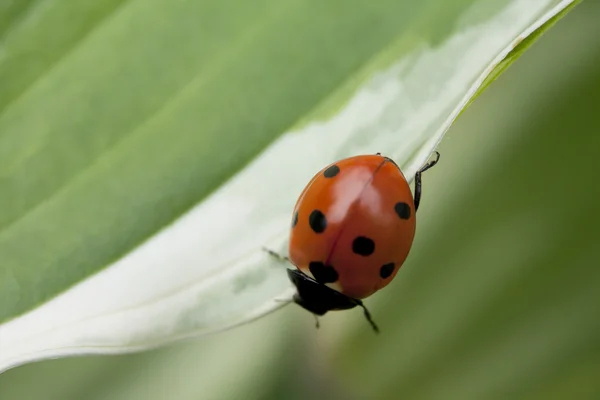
[287,269,379,333]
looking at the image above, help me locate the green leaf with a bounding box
[0,0,579,373]
[327,5,600,399]
[460,0,582,114]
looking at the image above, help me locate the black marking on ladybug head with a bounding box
[323,164,340,178]
[291,210,299,228]
[309,261,338,283]
[308,210,327,233]
[394,202,411,220]
[286,269,380,333]
[352,236,375,256]
[380,262,395,279]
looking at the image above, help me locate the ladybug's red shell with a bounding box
[288,154,416,300]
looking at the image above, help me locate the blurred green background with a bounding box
[2,1,600,399]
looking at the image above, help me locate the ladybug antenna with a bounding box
[356,300,380,333]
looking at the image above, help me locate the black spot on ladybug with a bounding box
[394,202,411,220]
[291,211,298,228]
[352,236,375,256]
[380,262,395,279]
[308,210,327,233]
[309,261,338,283]
[323,164,340,178]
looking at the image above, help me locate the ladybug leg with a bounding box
[262,247,291,263]
[273,297,294,304]
[355,300,380,333]
[313,314,320,329]
[414,151,440,212]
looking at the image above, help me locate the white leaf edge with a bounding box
[0,0,574,374]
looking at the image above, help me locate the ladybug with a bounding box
[266,151,440,332]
